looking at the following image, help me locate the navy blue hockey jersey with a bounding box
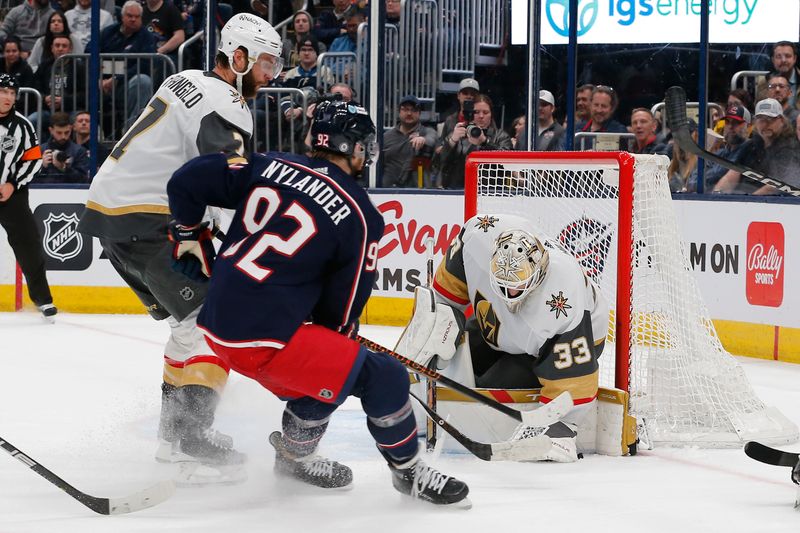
[167,151,384,346]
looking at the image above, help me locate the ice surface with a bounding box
[1,313,798,532]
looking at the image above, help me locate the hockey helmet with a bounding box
[489,229,549,313]
[311,100,378,165]
[0,73,19,91]
[219,13,283,79]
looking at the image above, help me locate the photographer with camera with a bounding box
[438,93,512,189]
[382,95,437,187]
[39,111,89,183]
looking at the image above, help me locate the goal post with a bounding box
[464,150,798,448]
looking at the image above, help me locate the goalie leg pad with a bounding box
[394,286,465,369]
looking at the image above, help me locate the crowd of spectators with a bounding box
[0,1,797,194]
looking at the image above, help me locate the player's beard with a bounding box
[240,70,259,99]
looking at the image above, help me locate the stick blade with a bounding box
[108,480,176,515]
[664,86,689,131]
[744,441,798,468]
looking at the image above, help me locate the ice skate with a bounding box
[171,427,247,486]
[382,451,470,508]
[269,431,353,490]
[38,304,57,323]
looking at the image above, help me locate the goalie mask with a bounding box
[489,229,549,313]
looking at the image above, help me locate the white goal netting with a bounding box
[468,152,798,447]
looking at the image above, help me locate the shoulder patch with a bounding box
[475,215,499,232]
[546,290,572,319]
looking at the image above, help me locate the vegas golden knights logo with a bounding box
[474,291,501,347]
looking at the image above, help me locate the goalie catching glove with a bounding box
[394,286,465,369]
[168,221,216,281]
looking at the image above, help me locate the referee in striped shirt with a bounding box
[0,73,56,319]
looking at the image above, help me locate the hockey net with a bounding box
[464,151,798,448]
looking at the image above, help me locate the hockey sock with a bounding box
[282,397,338,457]
[351,350,419,462]
[176,384,220,434]
[158,382,180,442]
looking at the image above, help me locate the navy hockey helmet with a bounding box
[0,73,19,92]
[311,100,378,165]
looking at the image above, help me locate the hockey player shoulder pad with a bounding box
[168,221,216,281]
[394,286,465,369]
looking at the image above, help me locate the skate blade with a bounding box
[400,493,472,510]
[41,315,55,324]
[175,462,247,487]
[273,471,354,492]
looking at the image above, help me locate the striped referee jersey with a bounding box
[0,110,41,189]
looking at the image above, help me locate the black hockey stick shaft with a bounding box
[744,441,799,467]
[424,237,438,452]
[664,86,800,197]
[355,335,524,423]
[0,437,111,514]
[409,392,492,460]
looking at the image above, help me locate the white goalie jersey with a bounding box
[432,214,609,405]
[80,70,253,241]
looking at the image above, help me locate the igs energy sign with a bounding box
[511,0,799,45]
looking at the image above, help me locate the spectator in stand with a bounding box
[714,99,800,195]
[281,10,326,70]
[313,0,354,47]
[29,33,85,136]
[757,42,799,104]
[381,94,438,188]
[695,104,751,191]
[766,72,799,125]
[713,88,754,137]
[175,0,202,37]
[386,0,401,24]
[576,85,626,134]
[438,94,512,189]
[71,109,108,166]
[99,1,156,130]
[280,35,332,119]
[509,114,525,149]
[142,0,184,60]
[668,119,698,192]
[329,10,362,55]
[65,0,113,53]
[629,108,668,155]
[38,110,87,182]
[574,83,594,124]
[439,77,479,151]
[27,10,82,73]
[0,0,54,57]
[249,0,294,23]
[517,90,565,151]
[0,36,35,92]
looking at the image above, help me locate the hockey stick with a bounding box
[0,437,175,515]
[409,392,553,462]
[423,237,438,452]
[664,86,800,197]
[744,441,799,469]
[355,335,573,427]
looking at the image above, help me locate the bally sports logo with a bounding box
[746,222,784,308]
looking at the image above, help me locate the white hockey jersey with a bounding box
[80,70,253,241]
[433,214,609,403]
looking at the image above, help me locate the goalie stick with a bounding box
[664,86,800,197]
[355,335,573,427]
[744,441,800,472]
[408,392,554,462]
[423,237,438,452]
[0,437,175,515]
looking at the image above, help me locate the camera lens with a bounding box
[54,151,68,163]
[466,124,483,138]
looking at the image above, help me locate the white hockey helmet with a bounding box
[219,13,283,81]
[489,229,549,313]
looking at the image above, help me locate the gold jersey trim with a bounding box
[85,200,171,216]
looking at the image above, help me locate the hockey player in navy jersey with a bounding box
[166,100,470,507]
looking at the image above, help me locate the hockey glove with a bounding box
[168,221,216,281]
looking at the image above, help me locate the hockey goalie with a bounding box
[395,213,635,460]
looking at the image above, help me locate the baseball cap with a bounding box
[724,104,751,124]
[754,98,782,118]
[458,78,480,93]
[399,94,421,108]
[297,34,320,54]
[539,90,555,106]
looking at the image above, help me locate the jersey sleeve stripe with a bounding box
[539,372,599,405]
[433,264,470,305]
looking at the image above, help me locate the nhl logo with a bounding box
[318,388,333,400]
[42,212,83,262]
[179,286,195,301]
[0,135,17,153]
